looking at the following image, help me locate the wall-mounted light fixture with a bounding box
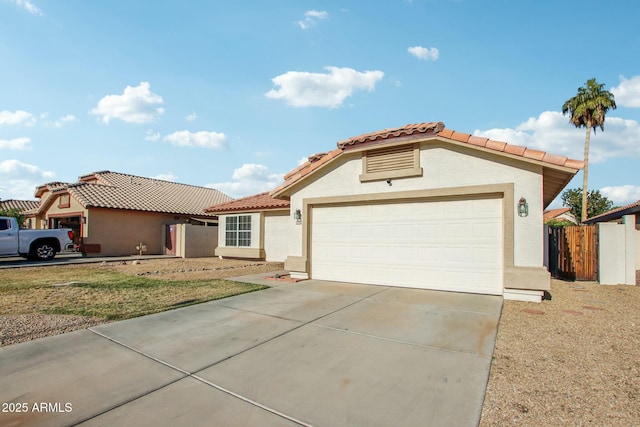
[518,197,529,217]
[386,178,392,186]
[294,209,302,224]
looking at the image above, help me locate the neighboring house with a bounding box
[543,207,577,224]
[584,199,640,228]
[25,171,232,256]
[207,121,583,302]
[0,199,39,212]
[205,192,290,262]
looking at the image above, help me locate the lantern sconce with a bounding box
[294,209,302,224]
[517,197,528,217]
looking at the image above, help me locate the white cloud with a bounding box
[600,185,640,205]
[163,130,228,149]
[145,130,161,142]
[152,173,177,182]
[186,112,197,122]
[474,111,640,163]
[45,114,77,128]
[9,0,42,15]
[298,10,328,29]
[0,159,54,199]
[266,66,384,108]
[207,163,284,198]
[0,137,30,150]
[611,75,640,108]
[0,110,35,126]
[407,46,439,61]
[90,82,164,124]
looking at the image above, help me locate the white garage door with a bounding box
[311,198,503,295]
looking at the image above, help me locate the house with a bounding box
[584,199,640,228]
[207,122,583,302]
[543,207,577,224]
[0,199,39,213]
[25,171,232,256]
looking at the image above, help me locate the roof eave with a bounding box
[206,206,290,215]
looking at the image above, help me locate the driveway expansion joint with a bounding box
[83,287,388,426]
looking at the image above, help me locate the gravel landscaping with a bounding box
[1,258,638,425]
[480,278,640,426]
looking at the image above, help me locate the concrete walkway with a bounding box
[0,277,502,426]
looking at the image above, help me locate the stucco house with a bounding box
[25,171,232,256]
[207,122,583,302]
[543,207,577,224]
[0,199,39,213]
[584,199,640,228]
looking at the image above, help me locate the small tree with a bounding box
[561,188,614,223]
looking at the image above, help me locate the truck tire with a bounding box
[30,242,56,261]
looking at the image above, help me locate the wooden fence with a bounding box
[548,225,599,281]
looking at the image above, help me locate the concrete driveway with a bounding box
[0,278,502,426]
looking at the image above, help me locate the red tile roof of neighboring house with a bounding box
[0,199,39,212]
[33,171,233,217]
[543,207,571,222]
[205,191,290,213]
[271,122,584,200]
[584,199,640,224]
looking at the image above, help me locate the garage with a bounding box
[311,197,503,295]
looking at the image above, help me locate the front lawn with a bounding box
[0,265,266,320]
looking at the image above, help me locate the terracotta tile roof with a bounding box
[0,199,39,212]
[37,171,232,217]
[205,191,290,213]
[543,207,572,222]
[337,122,445,148]
[272,122,584,199]
[584,199,640,224]
[271,149,342,195]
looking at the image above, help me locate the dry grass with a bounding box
[480,279,640,426]
[0,259,283,319]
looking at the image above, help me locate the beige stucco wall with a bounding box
[287,142,545,269]
[175,223,218,258]
[263,212,292,262]
[635,229,640,269]
[84,208,191,256]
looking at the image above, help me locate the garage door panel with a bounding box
[311,199,503,295]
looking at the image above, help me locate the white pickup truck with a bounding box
[0,216,75,260]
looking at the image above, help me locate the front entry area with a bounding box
[311,197,504,295]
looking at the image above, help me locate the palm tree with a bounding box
[562,78,616,223]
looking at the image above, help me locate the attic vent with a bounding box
[360,143,423,182]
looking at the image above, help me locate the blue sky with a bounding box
[1,0,639,208]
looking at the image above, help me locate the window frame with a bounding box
[58,193,70,208]
[225,214,252,247]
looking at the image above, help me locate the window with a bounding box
[225,215,251,247]
[0,219,10,231]
[360,143,423,182]
[58,193,70,208]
